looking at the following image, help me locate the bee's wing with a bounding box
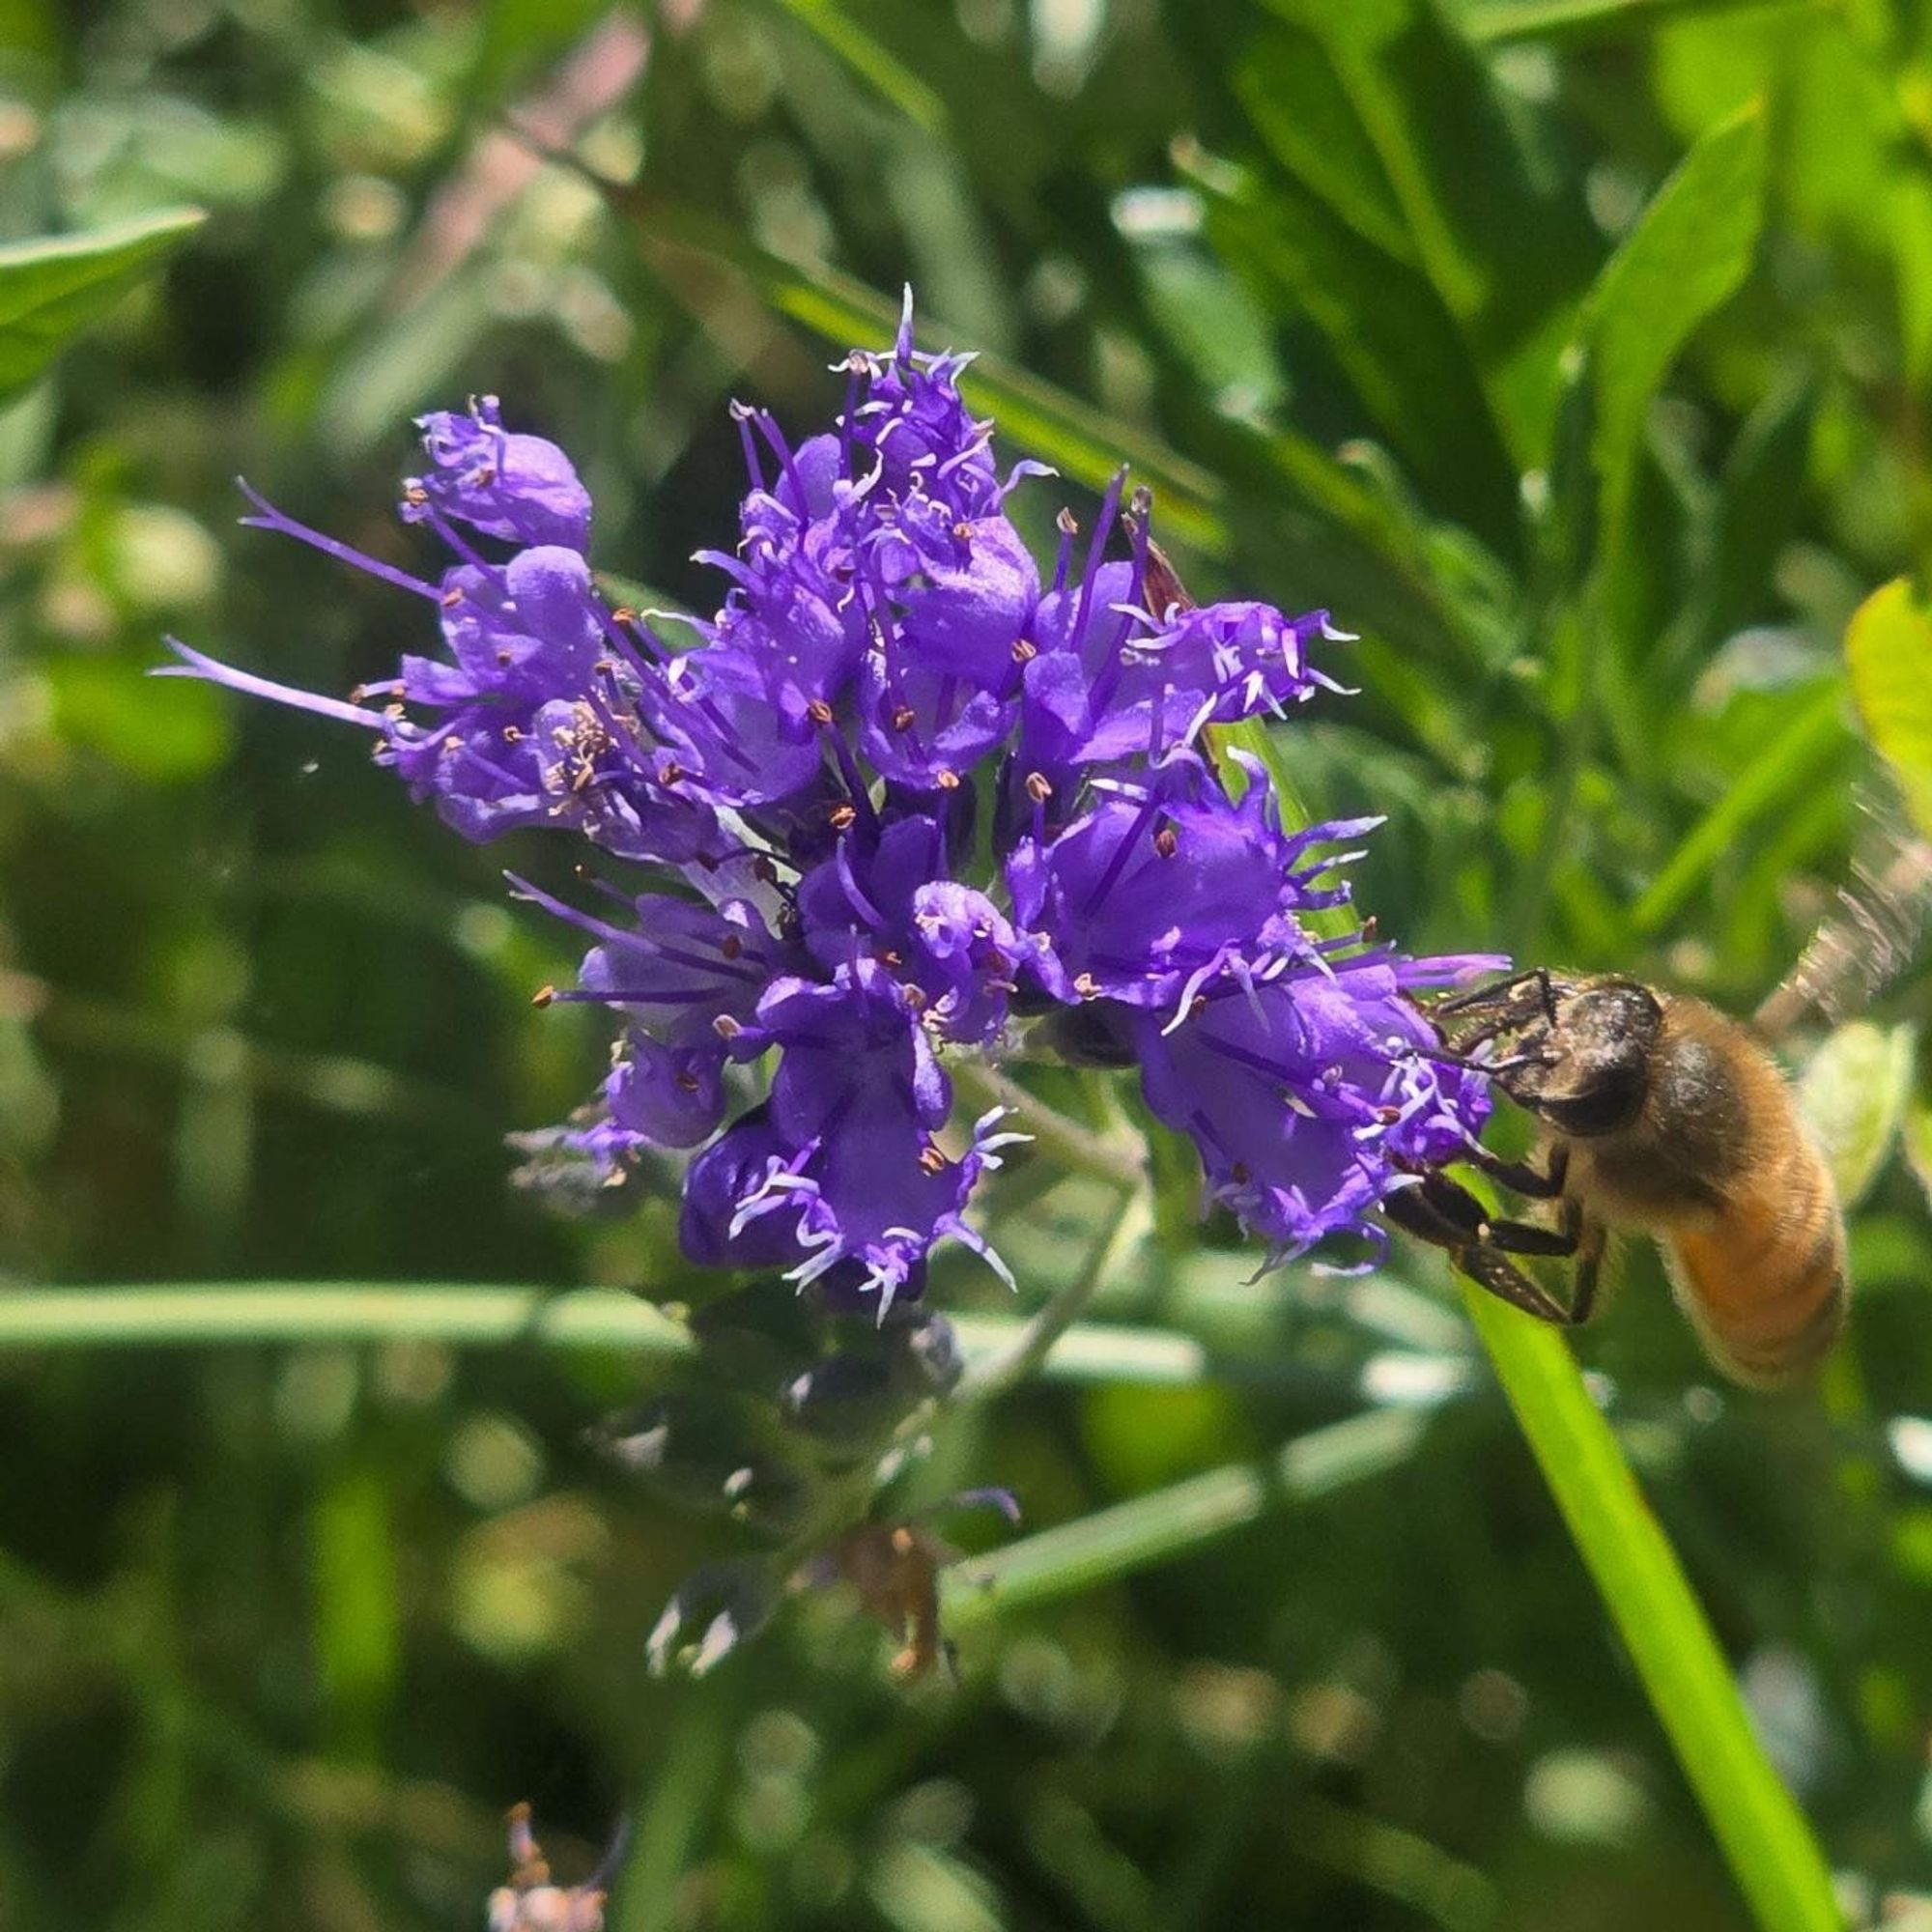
[1755,792,1932,1039]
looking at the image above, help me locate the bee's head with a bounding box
[1498,978,1662,1137]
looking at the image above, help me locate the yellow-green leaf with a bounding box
[1845,577,1932,841]
[1796,1020,1916,1208]
[1904,1095,1932,1214]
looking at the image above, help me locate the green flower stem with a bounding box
[1463,1285,1842,1932]
[959,1189,1154,1404]
[947,1060,1147,1192]
[941,1406,1435,1624]
[0,1283,1242,1389]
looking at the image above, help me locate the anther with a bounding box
[1012,638,1037,664]
[403,483,428,506]
[808,697,835,726]
[1074,972,1099,999]
[720,933,744,960]
[658,761,684,785]
[878,949,904,968]
[829,803,859,832]
[1025,771,1053,804]
[893,705,917,732]
[531,984,556,1008]
[1056,508,1079,538]
[1153,825,1179,859]
[917,1143,948,1175]
[501,725,524,743]
[440,586,464,609]
[497,648,514,667]
[935,768,961,791]
[713,1014,744,1041]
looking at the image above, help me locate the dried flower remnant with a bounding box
[797,1488,1020,1681]
[160,292,1496,1315]
[487,1804,613,1932]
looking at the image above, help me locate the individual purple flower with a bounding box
[1018,488,1344,787]
[409,396,592,553]
[703,963,1027,1311]
[840,299,1008,519]
[516,878,781,1157]
[794,814,1038,1045]
[1131,955,1495,1264]
[1007,751,1355,1013]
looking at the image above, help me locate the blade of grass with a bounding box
[1463,0,1807,43]
[1463,1285,1841,1932]
[0,1283,1309,1389]
[942,1406,1433,1621]
[770,0,947,132]
[1630,679,1849,935]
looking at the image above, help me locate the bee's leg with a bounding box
[1431,967,1546,1017]
[1480,1200,1610,1329]
[1463,1140,1569,1201]
[1382,1172,1577,1326]
[1432,967,1560,1026]
[1566,1211,1606,1327]
[1455,1241,1579,1327]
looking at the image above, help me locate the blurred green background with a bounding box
[6,0,1932,1926]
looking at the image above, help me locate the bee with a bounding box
[1382,970,1847,1388]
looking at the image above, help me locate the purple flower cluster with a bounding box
[163,298,1496,1313]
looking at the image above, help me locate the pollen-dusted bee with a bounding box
[1383,970,1847,1388]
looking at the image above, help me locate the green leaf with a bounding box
[48,653,234,781]
[1129,239,1288,413]
[1461,0,1804,42]
[1630,679,1849,935]
[1796,1021,1916,1208]
[1232,23,1417,264]
[1845,577,1932,842]
[0,208,205,408]
[1463,1289,1842,1932]
[771,0,947,132]
[1892,173,1932,390]
[1256,0,1597,462]
[1905,1095,1932,1214]
[1201,169,1520,549]
[1581,103,1768,537]
[1693,369,1817,661]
